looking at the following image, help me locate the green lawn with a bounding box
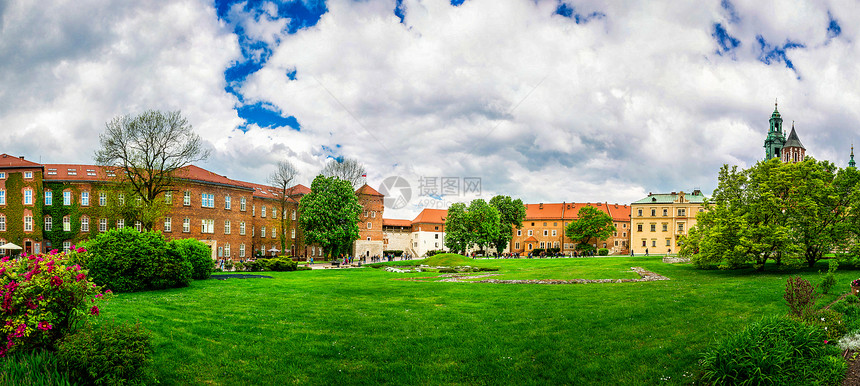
[99,255,854,384]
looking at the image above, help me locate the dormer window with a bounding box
[86,169,96,176]
[47,168,57,175]
[67,168,77,176]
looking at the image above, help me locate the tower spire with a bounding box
[850,144,856,168]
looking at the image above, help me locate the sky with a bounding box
[1,0,859,220]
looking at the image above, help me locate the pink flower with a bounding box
[50,276,63,287]
[96,293,103,298]
[90,305,99,316]
[825,340,830,344]
[75,273,86,282]
[76,247,86,253]
[49,249,58,255]
[105,289,112,294]
[37,321,52,331]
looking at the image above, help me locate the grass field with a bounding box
[99,255,854,384]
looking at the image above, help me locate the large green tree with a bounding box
[489,195,526,253]
[444,203,470,254]
[298,175,361,259]
[564,206,615,253]
[94,110,209,230]
[443,199,502,254]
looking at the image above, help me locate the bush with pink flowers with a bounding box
[0,247,110,357]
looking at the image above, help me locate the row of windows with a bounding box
[641,239,677,247]
[635,223,685,232]
[636,208,701,217]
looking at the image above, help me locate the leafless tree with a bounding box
[94,110,210,230]
[269,159,299,253]
[320,158,366,189]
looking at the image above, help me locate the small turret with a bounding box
[850,144,856,168]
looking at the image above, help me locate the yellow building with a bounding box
[630,190,706,255]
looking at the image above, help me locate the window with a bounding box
[0,172,5,178]
[528,243,533,250]
[24,189,32,205]
[292,210,296,220]
[240,221,246,235]
[261,206,266,218]
[528,230,533,236]
[81,216,89,232]
[240,244,246,258]
[515,242,520,249]
[666,239,671,246]
[367,222,372,229]
[44,216,52,231]
[99,218,107,232]
[24,171,32,179]
[252,205,256,216]
[602,243,607,248]
[165,191,172,204]
[678,208,686,216]
[86,169,96,176]
[225,195,231,209]
[371,211,376,218]
[201,193,214,208]
[261,226,266,238]
[434,234,439,239]
[63,191,71,206]
[81,191,89,206]
[240,197,246,211]
[637,209,643,216]
[63,216,70,232]
[118,194,124,205]
[202,219,214,234]
[543,230,548,236]
[163,217,171,232]
[63,241,71,252]
[662,209,668,216]
[652,240,657,247]
[642,240,646,247]
[44,191,51,205]
[517,230,522,236]
[183,218,190,233]
[224,220,231,234]
[24,216,32,231]
[135,221,142,232]
[67,168,76,176]
[224,243,231,257]
[540,242,545,248]
[662,223,668,232]
[678,223,684,232]
[252,227,255,237]
[272,207,277,219]
[435,226,439,231]
[552,230,557,236]
[117,219,124,229]
[623,232,627,237]
[543,222,547,226]
[291,228,295,239]
[183,191,191,206]
[0,190,4,205]
[272,227,276,238]
[99,192,106,206]
[650,224,656,232]
[637,224,643,232]
[650,209,656,216]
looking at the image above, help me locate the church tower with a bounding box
[850,145,856,168]
[781,121,806,163]
[764,101,786,160]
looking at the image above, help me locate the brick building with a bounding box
[0,154,377,261]
[509,202,631,255]
[353,184,384,258]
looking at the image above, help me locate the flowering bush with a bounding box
[852,279,860,287]
[0,248,110,357]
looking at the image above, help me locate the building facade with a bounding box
[509,202,631,255]
[410,208,447,257]
[353,184,384,258]
[629,190,706,255]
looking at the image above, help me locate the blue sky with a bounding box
[1,0,858,219]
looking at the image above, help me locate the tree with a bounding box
[489,195,526,253]
[320,158,366,189]
[94,110,209,230]
[298,175,361,259]
[565,206,615,253]
[269,160,299,254]
[444,203,470,254]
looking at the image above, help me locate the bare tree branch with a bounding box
[320,158,366,189]
[269,159,299,253]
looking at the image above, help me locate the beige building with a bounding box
[629,190,706,255]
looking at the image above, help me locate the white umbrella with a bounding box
[267,247,281,253]
[0,242,22,250]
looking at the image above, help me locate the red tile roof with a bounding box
[524,202,631,222]
[355,184,383,196]
[43,164,113,182]
[412,208,447,224]
[524,236,539,243]
[383,218,412,227]
[0,154,42,168]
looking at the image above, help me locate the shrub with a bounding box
[425,250,445,257]
[82,228,192,292]
[598,248,609,256]
[700,315,843,385]
[244,257,298,272]
[58,320,152,386]
[0,250,109,357]
[785,276,817,319]
[0,350,73,386]
[820,259,838,295]
[830,295,860,332]
[383,250,404,257]
[809,309,848,341]
[168,238,213,280]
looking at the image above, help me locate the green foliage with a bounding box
[420,253,476,267]
[168,238,213,280]
[829,295,860,332]
[243,257,298,272]
[443,199,501,254]
[565,206,615,253]
[3,171,43,250]
[383,250,404,257]
[58,320,153,386]
[424,249,445,257]
[0,350,73,386]
[598,248,609,256]
[699,315,843,385]
[82,228,192,292]
[298,175,361,259]
[808,309,847,341]
[489,195,526,253]
[820,259,838,294]
[784,276,817,319]
[0,249,109,357]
